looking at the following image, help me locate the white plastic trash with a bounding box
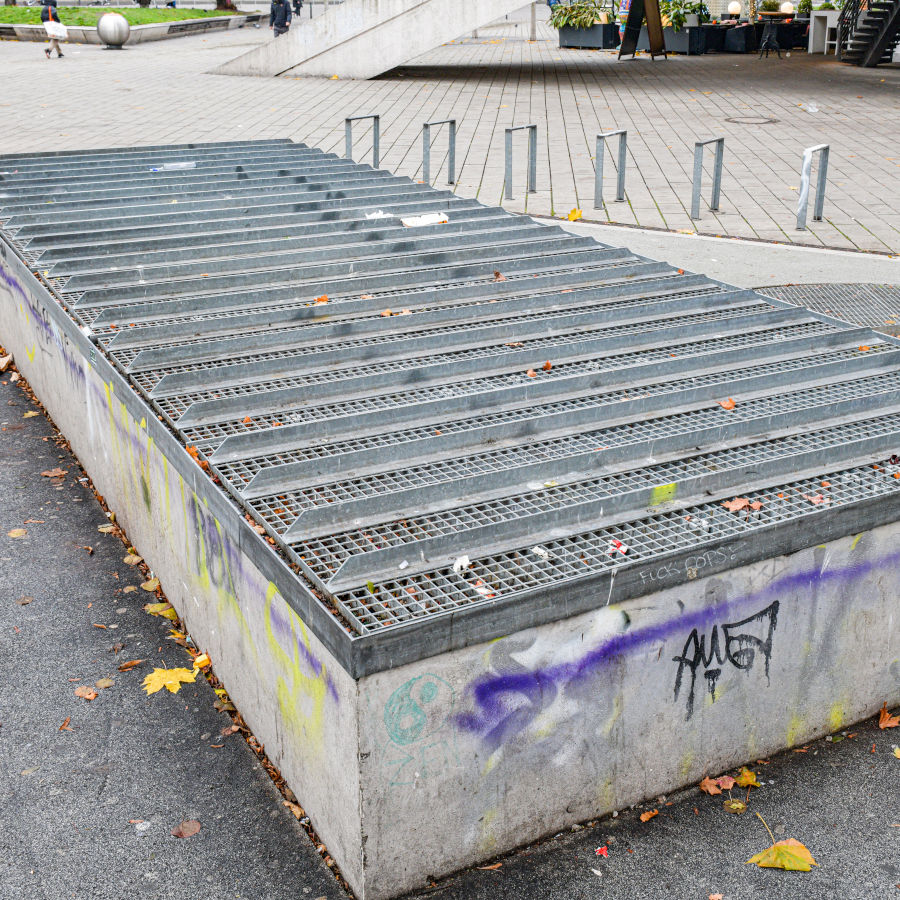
[400,212,449,228]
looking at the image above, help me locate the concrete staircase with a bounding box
[838,0,900,67]
[213,0,533,79]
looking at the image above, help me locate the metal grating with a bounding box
[761,283,900,337]
[2,140,899,654]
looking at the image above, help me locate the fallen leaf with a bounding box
[313,294,328,304]
[639,809,659,822]
[380,309,393,317]
[717,775,736,791]
[123,586,137,594]
[724,798,747,815]
[123,554,142,565]
[74,685,98,701]
[117,659,144,672]
[40,467,67,478]
[477,863,502,870]
[595,845,609,857]
[171,819,201,839]
[284,801,305,819]
[526,369,537,378]
[878,703,899,729]
[23,411,39,418]
[95,677,114,690]
[541,360,552,371]
[93,623,107,630]
[7,528,27,538]
[717,398,736,410]
[141,578,161,593]
[492,270,507,282]
[893,748,900,759]
[699,776,722,796]
[360,293,374,300]
[192,653,211,669]
[567,208,583,221]
[722,497,750,512]
[59,716,72,731]
[97,524,116,534]
[710,895,724,900]
[858,345,871,352]
[16,596,34,606]
[142,667,197,695]
[736,766,760,788]
[747,838,817,871]
[802,493,830,506]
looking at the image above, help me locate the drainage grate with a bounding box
[2,140,899,655]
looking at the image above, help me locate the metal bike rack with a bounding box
[690,137,725,220]
[796,144,829,231]
[594,129,627,209]
[504,124,537,200]
[345,114,381,168]
[422,119,456,185]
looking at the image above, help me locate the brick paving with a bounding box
[0,14,897,251]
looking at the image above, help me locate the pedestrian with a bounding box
[269,0,291,37]
[292,0,302,18]
[41,0,65,59]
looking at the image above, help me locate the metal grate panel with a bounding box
[2,139,899,659]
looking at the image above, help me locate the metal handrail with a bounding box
[837,0,861,59]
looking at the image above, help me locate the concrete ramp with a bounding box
[212,0,531,79]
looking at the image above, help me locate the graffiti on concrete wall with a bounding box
[672,600,779,719]
[382,673,459,786]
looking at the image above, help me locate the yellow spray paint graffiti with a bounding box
[265,582,333,754]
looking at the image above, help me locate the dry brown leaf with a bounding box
[717,775,736,791]
[717,398,736,410]
[40,467,67,478]
[141,578,161,592]
[699,776,722,796]
[477,863,503,870]
[7,528,27,539]
[639,809,659,822]
[313,294,329,304]
[59,716,72,731]
[722,497,750,512]
[171,819,201,839]
[95,677,114,690]
[526,369,537,378]
[360,293,374,300]
[878,702,900,729]
[283,801,305,819]
[123,554,142,566]
[118,659,144,672]
[74,685,98,701]
[710,894,724,900]
[492,270,507,282]
[541,360,552,371]
[123,585,137,594]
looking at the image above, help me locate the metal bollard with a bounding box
[594,129,627,209]
[690,137,725,220]
[796,144,829,230]
[504,124,537,200]
[422,119,457,185]
[345,114,381,168]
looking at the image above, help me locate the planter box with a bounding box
[637,23,706,53]
[558,22,620,48]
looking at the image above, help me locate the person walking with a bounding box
[41,0,65,58]
[269,0,291,37]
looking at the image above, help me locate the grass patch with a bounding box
[0,6,247,26]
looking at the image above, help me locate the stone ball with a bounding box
[97,12,131,47]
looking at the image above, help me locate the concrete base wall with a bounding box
[3,239,899,900]
[0,14,263,45]
[355,526,900,898]
[213,0,534,79]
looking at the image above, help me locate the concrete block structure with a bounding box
[1,140,898,899]
[213,0,534,78]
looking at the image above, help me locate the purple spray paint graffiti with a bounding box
[456,547,900,747]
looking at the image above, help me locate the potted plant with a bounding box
[551,0,621,48]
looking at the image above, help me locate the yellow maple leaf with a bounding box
[735,766,760,788]
[142,667,197,696]
[747,838,817,871]
[567,208,583,222]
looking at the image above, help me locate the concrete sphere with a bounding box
[97,12,131,47]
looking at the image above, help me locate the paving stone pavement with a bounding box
[0,13,897,252]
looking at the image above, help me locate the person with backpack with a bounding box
[269,0,291,37]
[41,0,65,58]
